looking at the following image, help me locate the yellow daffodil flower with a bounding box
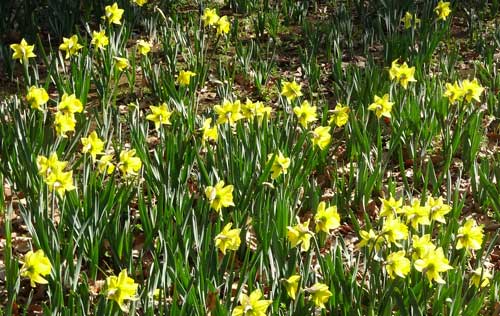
[311,126,331,150]
[216,16,230,35]
[401,12,421,29]
[456,218,484,251]
[314,201,340,233]
[385,250,411,279]
[414,247,453,284]
[283,275,300,300]
[389,60,416,89]
[471,267,492,288]
[293,100,317,128]
[381,215,408,247]
[232,289,272,316]
[97,154,115,174]
[57,93,83,115]
[114,56,129,71]
[91,30,109,49]
[358,229,383,251]
[328,103,350,127]
[214,99,244,126]
[379,196,403,218]
[54,112,76,138]
[146,103,173,130]
[10,38,36,64]
[242,99,271,122]
[118,149,142,176]
[36,153,68,179]
[20,249,52,287]
[59,35,83,59]
[426,196,451,224]
[214,222,241,254]
[306,283,332,309]
[434,1,451,21]
[401,199,431,229]
[368,94,393,118]
[106,269,139,312]
[411,234,435,260]
[81,131,105,161]
[444,81,464,103]
[202,8,219,27]
[136,39,152,56]
[461,78,484,103]
[287,218,313,252]
[133,0,148,6]
[26,86,49,111]
[104,3,124,25]
[281,80,302,102]
[205,180,235,212]
[268,151,290,180]
[177,70,196,86]
[45,168,76,196]
[201,118,218,144]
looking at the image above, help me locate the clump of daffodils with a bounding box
[37,153,75,196]
[54,93,83,138]
[287,201,341,252]
[357,195,488,286]
[201,8,231,36]
[444,78,484,104]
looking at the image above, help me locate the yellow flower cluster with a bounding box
[444,78,484,104]
[401,11,420,29]
[37,153,75,196]
[54,93,83,138]
[358,195,487,285]
[202,8,231,36]
[287,202,341,252]
[282,275,332,309]
[214,99,272,126]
